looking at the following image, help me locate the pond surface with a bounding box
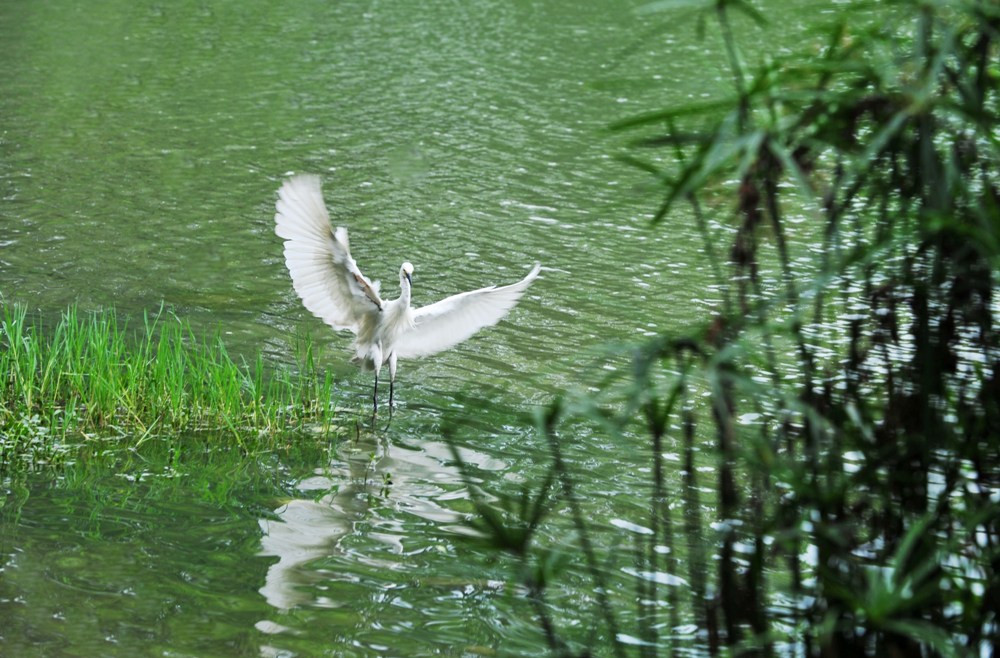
[1,1,832,655]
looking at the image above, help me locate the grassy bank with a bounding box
[0,303,342,470]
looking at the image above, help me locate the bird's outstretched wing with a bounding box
[274,174,383,331]
[393,263,541,359]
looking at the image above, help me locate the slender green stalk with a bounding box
[0,303,342,470]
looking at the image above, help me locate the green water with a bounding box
[1,1,828,655]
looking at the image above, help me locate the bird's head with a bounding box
[400,262,414,285]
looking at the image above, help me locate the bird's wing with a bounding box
[393,263,541,359]
[274,174,383,331]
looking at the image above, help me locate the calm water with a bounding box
[1,1,829,655]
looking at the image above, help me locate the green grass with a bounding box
[0,303,343,470]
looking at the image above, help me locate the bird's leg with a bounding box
[370,344,384,417]
[388,353,398,409]
[388,380,394,416]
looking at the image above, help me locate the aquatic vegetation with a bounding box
[451,0,1000,655]
[0,303,343,471]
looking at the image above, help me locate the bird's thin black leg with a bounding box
[384,378,395,426]
[372,373,379,415]
[387,353,398,412]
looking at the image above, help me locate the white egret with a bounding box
[274,174,540,412]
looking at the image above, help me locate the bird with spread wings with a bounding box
[274,174,540,412]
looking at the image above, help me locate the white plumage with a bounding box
[274,174,540,410]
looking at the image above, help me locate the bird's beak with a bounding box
[405,272,412,285]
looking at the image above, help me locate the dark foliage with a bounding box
[451,1,1000,655]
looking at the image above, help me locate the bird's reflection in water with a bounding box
[256,430,506,612]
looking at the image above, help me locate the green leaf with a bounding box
[881,620,965,658]
[608,98,736,131]
[720,0,768,27]
[636,0,712,14]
